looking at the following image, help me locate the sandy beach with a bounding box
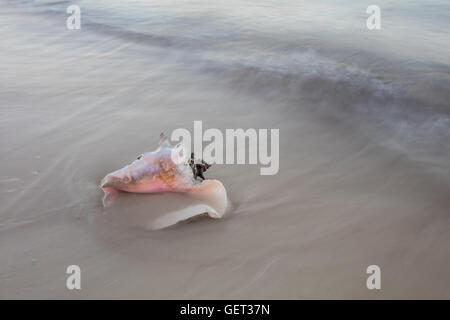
[1,0,450,299]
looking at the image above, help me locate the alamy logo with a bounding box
[170,121,279,175]
[366,5,381,30]
[366,265,381,290]
[66,265,81,290]
[66,5,81,30]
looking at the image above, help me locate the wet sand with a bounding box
[1,2,450,299]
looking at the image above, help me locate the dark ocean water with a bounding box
[13,0,450,169]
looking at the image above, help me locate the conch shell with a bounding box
[100,134,228,229]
